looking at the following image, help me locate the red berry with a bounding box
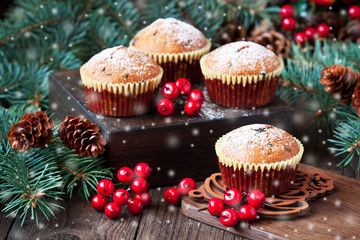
[238,205,257,221]
[247,190,266,209]
[188,89,205,104]
[314,0,335,7]
[131,178,148,194]
[113,189,131,206]
[178,178,197,196]
[294,32,307,45]
[219,209,239,227]
[348,5,360,19]
[162,82,180,99]
[280,5,294,18]
[134,163,152,179]
[164,187,181,205]
[104,202,121,219]
[127,199,144,215]
[208,198,224,216]
[97,179,114,197]
[317,23,330,38]
[358,36,360,44]
[157,99,174,116]
[224,188,242,207]
[342,0,356,5]
[282,18,296,31]
[134,192,151,207]
[304,27,316,40]
[184,100,202,116]
[91,194,107,211]
[175,78,192,95]
[117,167,134,183]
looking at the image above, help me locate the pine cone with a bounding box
[320,65,359,104]
[220,21,248,44]
[248,30,291,58]
[338,20,360,43]
[352,82,360,116]
[7,111,54,151]
[58,115,106,158]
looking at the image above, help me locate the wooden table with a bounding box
[1,162,359,240]
[2,84,360,239]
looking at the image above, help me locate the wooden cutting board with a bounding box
[181,164,360,240]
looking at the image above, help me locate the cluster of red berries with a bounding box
[91,163,152,219]
[163,177,197,204]
[281,4,331,44]
[202,189,266,228]
[157,78,205,116]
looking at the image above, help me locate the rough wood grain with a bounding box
[49,69,294,186]
[136,187,247,240]
[6,195,141,240]
[182,164,360,240]
[0,205,16,240]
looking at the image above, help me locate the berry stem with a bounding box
[247,220,251,229]
[198,207,208,212]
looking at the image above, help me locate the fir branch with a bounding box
[0,17,66,45]
[329,117,360,170]
[80,0,95,21]
[106,7,134,36]
[280,79,320,93]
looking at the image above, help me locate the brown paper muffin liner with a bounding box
[129,40,211,85]
[200,55,283,108]
[80,67,163,117]
[215,137,304,196]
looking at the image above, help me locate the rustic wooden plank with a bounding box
[0,205,16,240]
[182,164,360,240]
[49,69,294,186]
[136,187,248,240]
[6,195,140,240]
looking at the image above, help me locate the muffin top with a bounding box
[218,124,300,164]
[204,41,281,76]
[130,18,209,54]
[81,46,162,84]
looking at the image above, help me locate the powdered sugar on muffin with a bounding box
[82,46,161,83]
[219,124,300,164]
[204,41,280,75]
[131,18,208,54]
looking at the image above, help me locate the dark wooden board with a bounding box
[182,164,360,240]
[49,69,294,186]
[1,164,359,240]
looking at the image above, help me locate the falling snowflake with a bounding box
[166,135,179,149]
[334,199,341,207]
[168,169,175,178]
[302,135,309,143]
[192,128,199,136]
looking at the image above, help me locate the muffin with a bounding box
[200,41,283,108]
[129,18,211,85]
[80,46,163,117]
[215,124,303,196]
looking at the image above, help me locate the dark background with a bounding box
[0,0,13,19]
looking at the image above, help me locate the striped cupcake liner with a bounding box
[218,161,299,196]
[83,86,158,117]
[204,75,280,108]
[80,66,163,117]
